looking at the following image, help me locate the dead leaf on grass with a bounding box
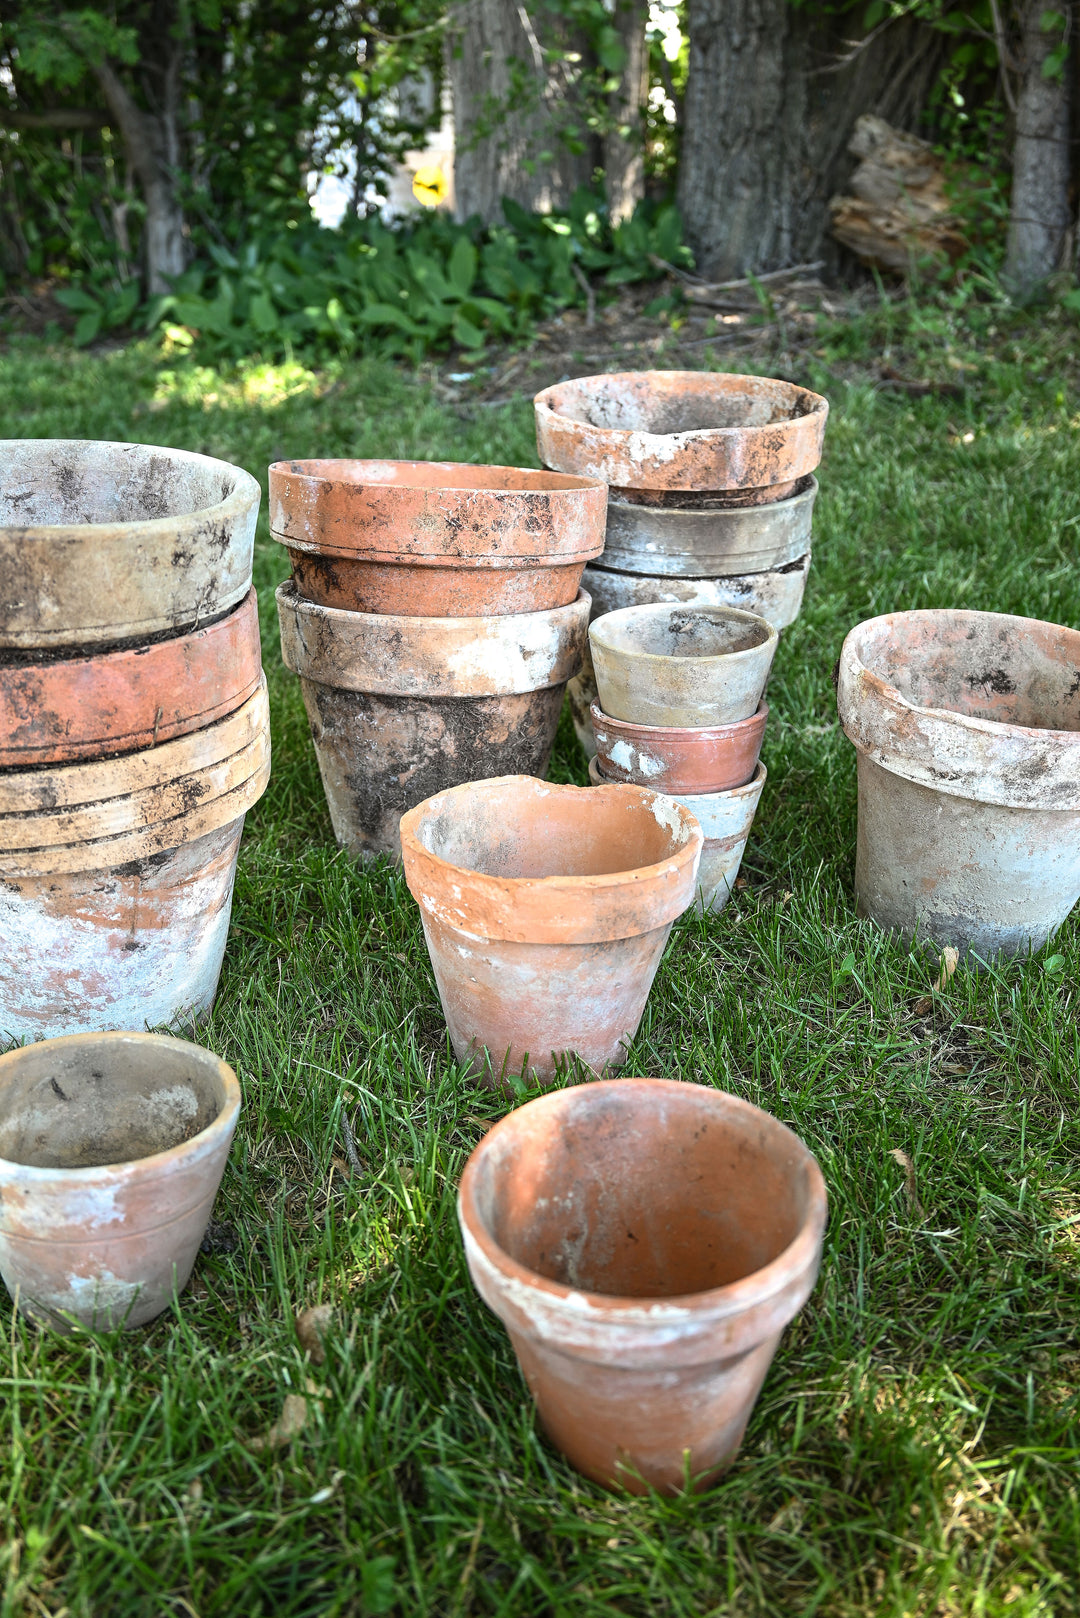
[933,946,959,992]
[296,1303,335,1364]
[890,1148,925,1220]
[248,1393,309,1452]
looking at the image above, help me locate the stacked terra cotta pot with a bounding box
[268,460,605,858]
[533,370,828,756]
[585,602,776,912]
[0,440,270,1042]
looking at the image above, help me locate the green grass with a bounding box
[1,305,1079,1616]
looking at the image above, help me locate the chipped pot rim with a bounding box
[589,604,779,669]
[0,440,261,544]
[458,1077,828,1328]
[0,1032,241,1184]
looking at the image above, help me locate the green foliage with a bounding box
[114,193,691,360]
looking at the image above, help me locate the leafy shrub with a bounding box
[58,191,692,360]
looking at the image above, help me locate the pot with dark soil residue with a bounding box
[277,584,589,859]
[0,440,260,652]
[457,1077,827,1492]
[838,609,1080,959]
[535,372,827,503]
[400,776,702,1084]
[0,588,262,768]
[269,459,607,617]
[0,681,270,1041]
[0,1032,239,1330]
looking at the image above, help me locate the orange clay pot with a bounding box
[534,372,828,499]
[0,1032,239,1331]
[0,589,262,768]
[268,460,608,616]
[458,1077,827,1493]
[591,700,767,795]
[400,776,702,1085]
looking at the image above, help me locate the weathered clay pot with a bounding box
[0,1032,239,1330]
[590,604,778,728]
[534,372,828,499]
[0,681,270,1040]
[0,440,260,651]
[569,559,808,757]
[0,588,262,769]
[268,460,607,616]
[458,1077,827,1492]
[277,584,589,860]
[838,609,1080,958]
[591,700,767,795]
[590,757,766,914]
[399,776,702,1084]
[603,478,816,576]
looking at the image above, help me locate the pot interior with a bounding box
[473,1083,813,1298]
[414,778,693,879]
[547,375,813,435]
[272,459,595,494]
[0,1038,225,1168]
[593,606,768,661]
[857,611,1080,731]
[0,442,235,528]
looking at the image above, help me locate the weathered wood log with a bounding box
[829,115,967,275]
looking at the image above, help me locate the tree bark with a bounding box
[1004,2,1071,296]
[447,0,596,224]
[603,0,649,223]
[93,55,187,293]
[677,0,948,279]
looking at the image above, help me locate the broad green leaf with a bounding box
[448,236,477,296]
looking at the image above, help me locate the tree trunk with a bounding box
[677,0,948,279]
[447,0,596,224]
[1004,3,1071,297]
[603,0,649,223]
[94,55,187,294]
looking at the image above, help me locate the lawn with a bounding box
[1,303,1079,1617]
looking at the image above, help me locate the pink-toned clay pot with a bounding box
[458,1077,827,1493]
[268,460,607,617]
[399,776,702,1084]
[0,589,262,768]
[534,372,828,498]
[0,1032,239,1331]
[591,700,767,794]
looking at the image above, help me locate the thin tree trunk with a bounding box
[93,55,187,294]
[677,0,947,279]
[604,0,649,223]
[447,0,595,224]
[1004,2,1071,296]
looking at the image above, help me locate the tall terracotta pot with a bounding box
[0,1032,240,1330]
[399,776,702,1084]
[535,372,828,503]
[277,584,589,860]
[837,609,1080,958]
[0,682,270,1041]
[458,1078,827,1492]
[0,440,259,651]
[268,460,607,616]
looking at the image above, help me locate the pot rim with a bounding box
[605,474,819,523]
[838,609,1080,810]
[589,604,779,670]
[592,756,767,809]
[0,440,261,544]
[0,1031,240,1183]
[590,699,769,744]
[534,372,828,442]
[400,775,703,943]
[458,1076,827,1326]
[269,457,606,495]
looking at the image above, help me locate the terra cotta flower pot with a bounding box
[590,604,778,728]
[602,478,816,577]
[591,700,767,795]
[0,440,260,651]
[399,776,702,1084]
[268,459,607,616]
[277,583,588,860]
[458,1077,827,1492]
[534,372,828,500]
[837,608,1080,958]
[0,1032,240,1330]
